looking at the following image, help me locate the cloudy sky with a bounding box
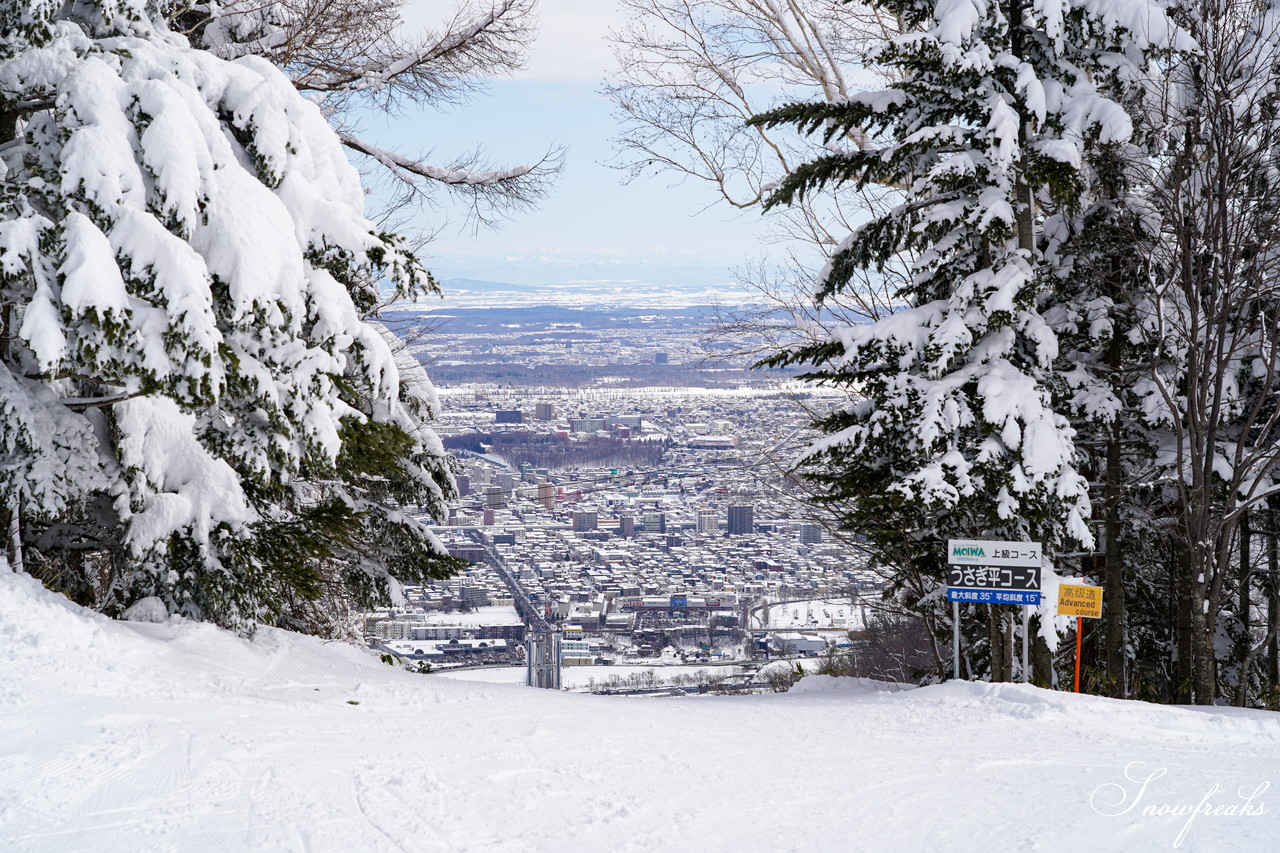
[380,0,773,287]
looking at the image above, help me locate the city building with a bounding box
[386,366,883,669]
[570,418,607,433]
[446,543,487,563]
[727,505,754,536]
[688,435,736,450]
[641,511,666,534]
[459,586,491,608]
[561,637,594,666]
[495,410,523,424]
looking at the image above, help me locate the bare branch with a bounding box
[171,0,555,231]
[605,0,911,360]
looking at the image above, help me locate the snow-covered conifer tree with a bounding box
[169,0,558,231]
[0,0,460,630]
[751,0,1187,679]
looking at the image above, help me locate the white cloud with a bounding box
[403,1,625,83]
[526,0,626,80]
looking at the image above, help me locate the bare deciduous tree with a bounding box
[1137,1,1280,705]
[171,0,563,232]
[606,0,912,345]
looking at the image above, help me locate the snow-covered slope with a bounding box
[2,572,1277,852]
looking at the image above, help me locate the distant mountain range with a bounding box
[439,277,546,293]
[422,276,761,310]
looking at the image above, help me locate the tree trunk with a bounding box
[1103,424,1126,697]
[0,504,9,573]
[1030,618,1054,687]
[1268,515,1279,707]
[1009,0,1036,258]
[7,500,23,574]
[1191,581,1216,705]
[0,108,17,147]
[988,606,1008,682]
[1236,512,1252,707]
[1173,540,1195,703]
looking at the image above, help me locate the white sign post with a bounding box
[946,539,1042,683]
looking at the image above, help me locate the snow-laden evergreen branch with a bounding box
[168,0,555,229]
[0,0,460,631]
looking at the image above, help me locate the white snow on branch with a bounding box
[337,132,533,186]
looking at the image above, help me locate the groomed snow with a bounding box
[3,572,1278,852]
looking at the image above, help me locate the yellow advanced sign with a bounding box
[1057,584,1103,618]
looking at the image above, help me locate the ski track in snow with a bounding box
[3,573,1279,852]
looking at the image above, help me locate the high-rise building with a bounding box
[654,352,668,364]
[537,482,554,510]
[534,402,555,421]
[572,511,598,532]
[454,474,471,497]
[697,510,719,535]
[459,586,490,608]
[727,505,754,536]
[799,524,823,544]
[485,486,505,508]
[618,514,636,538]
[495,410,523,424]
[641,511,666,534]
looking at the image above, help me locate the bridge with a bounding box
[464,529,560,688]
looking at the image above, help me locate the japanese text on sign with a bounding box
[947,589,1042,605]
[1057,584,1103,618]
[947,539,1042,568]
[945,565,1041,591]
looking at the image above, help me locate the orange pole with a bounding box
[1073,615,1083,693]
